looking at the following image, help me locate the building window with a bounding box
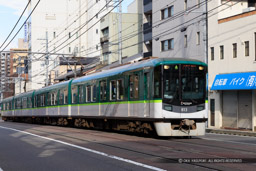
[69,47,71,53]
[161,39,174,51]
[184,0,187,10]
[196,32,200,45]
[69,32,71,38]
[233,43,237,58]
[96,29,98,34]
[220,45,224,59]
[210,47,214,60]
[184,35,187,48]
[161,6,174,20]
[197,0,200,8]
[53,32,56,38]
[102,28,109,37]
[245,41,249,56]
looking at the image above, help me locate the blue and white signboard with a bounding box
[211,72,256,90]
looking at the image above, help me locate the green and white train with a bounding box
[1,58,207,136]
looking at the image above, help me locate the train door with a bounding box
[144,72,150,117]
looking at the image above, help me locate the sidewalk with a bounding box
[206,128,256,137]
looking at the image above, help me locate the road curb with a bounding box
[206,128,256,137]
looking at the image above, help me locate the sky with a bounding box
[0,0,131,51]
[0,0,27,50]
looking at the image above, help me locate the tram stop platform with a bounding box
[206,128,256,137]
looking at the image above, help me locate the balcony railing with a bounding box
[100,35,109,43]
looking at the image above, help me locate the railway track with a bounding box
[5,122,252,171]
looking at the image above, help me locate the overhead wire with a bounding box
[31,0,123,83]
[0,0,31,50]
[0,0,41,53]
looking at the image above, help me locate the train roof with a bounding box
[72,58,206,84]
[1,58,206,101]
[34,79,71,95]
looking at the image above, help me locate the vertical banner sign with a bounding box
[24,22,28,42]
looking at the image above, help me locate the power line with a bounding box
[0,0,31,50]
[35,0,97,54]
[0,0,41,53]
[31,0,121,82]
[79,0,209,56]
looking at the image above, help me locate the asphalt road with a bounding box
[0,120,256,171]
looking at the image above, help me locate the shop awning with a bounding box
[211,72,256,90]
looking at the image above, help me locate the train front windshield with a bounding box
[162,64,206,106]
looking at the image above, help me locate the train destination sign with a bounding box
[211,72,256,90]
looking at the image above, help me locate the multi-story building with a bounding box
[10,48,29,95]
[27,0,113,90]
[208,0,256,131]
[150,0,207,62]
[0,52,12,99]
[100,12,143,64]
[143,0,152,58]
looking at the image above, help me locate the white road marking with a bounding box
[202,137,256,146]
[0,126,165,171]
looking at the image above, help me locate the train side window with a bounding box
[51,93,54,105]
[72,86,78,104]
[64,89,68,104]
[17,98,21,109]
[130,76,134,99]
[130,75,139,99]
[34,96,37,107]
[86,85,91,102]
[154,66,162,98]
[41,94,45,107]
[92,85,96,102]
[117,79,124,100]
[110,80,117,101]
[28,97,32,108]
[47,93,51,106]
[22,97,27,109]
[100,81,107,101]
[55,91,58,105]
[59,89,64,105]
[134,75,139,99]
[79,85,84,103]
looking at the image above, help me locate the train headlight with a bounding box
[164,65,170,70]
[199,66,204,70]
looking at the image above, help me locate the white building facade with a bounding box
[27,0,113,90]
[152,0,207,63]
[208,0,256,131]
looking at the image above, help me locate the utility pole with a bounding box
[45,31,49,86]
[118,0,122,64]
[205,0,208,64]
[38,31,49,86]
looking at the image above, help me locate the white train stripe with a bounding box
[0,126,166,171]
